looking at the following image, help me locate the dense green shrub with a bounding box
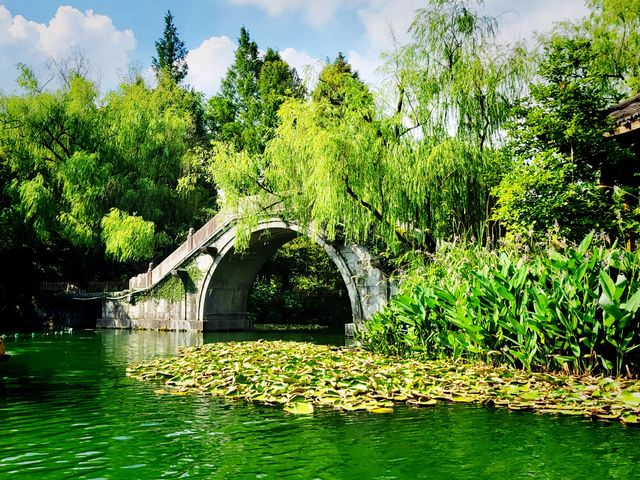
[358,234,640,376]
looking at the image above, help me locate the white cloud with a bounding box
[186,40,320,99]
[335,1,423,98]
[354,0,589,58]
[346,0,590,93]
[0,5,135,93]
[230,0,305,16]
[347,50,381,87]
[279,47,321,87]
[229,0,346,28]
[356,0,423,54]
[185,36,236,97]
[483,0,589,45]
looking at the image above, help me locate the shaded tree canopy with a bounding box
[0,69,212,278]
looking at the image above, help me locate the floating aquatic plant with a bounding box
[126,340,640,424]
[253,324,329,332]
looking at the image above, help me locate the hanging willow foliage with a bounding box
[212,80,497,252]
[393,0,529,150]
[210,1,527,254]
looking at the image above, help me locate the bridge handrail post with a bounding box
[146,262,154,288]
[188,228,195,251]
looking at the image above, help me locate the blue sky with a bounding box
[0,1,590,97]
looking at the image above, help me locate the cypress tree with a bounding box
[152,10,188,83]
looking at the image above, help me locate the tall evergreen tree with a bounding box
[206,27,261,152]
[257,48,305,141]
[206,28,304,154]
[152,10,188,84]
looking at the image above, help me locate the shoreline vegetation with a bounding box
[360,234,640,378]
[127,340,640,424]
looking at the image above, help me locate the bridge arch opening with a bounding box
[247,236,352,329]
[197,220,362,332]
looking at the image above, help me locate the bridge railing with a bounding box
[41,281,129,293]
[128,195,284,291]
[128,209,237,291]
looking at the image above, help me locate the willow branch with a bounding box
[344,175,414,248]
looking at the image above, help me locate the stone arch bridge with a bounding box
[99,207,390,333]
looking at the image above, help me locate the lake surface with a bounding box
[1,329,639,479]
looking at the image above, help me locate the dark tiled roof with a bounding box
[607,93,640,127]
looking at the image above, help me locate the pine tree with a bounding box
[152,10,188,84]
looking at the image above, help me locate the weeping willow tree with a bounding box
[584,0,640,94]
[392,0,527,148]
[211,0,528,255]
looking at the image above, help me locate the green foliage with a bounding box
[257,49,306,141]
[216,87,497,253]
[101,76,211,235]
[150,275,185,303]
[0,69,212,294]
[2,73,103,249]
[10,173,55,242]
[359,234,640,376]
[152,10,188,83]
[311,53,363,110]
[493,34,635,242]
[206,29,304,154]
[585,0,640,93]
[212,4,521,254]
[394,0,527,149]
[492,152,614,241]
[143,258,202,302]
[248,236,351,325]
[58,151,110,247]
[517,36,621,173]
[16,63,39,92]
[101,209,155,262]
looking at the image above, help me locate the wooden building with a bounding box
[608,93,640,139]
[604,93,640,187]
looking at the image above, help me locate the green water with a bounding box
[1,330,639,479]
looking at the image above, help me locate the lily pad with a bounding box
[369,407,394,414]
[126,340,640,424]
[284,402,314,415]
[619,390,640,407]
[520,391,541,401]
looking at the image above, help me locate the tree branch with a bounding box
[42,124,71,159]
[344,175,414,248]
